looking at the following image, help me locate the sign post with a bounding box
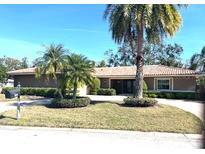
[16,82,21,120]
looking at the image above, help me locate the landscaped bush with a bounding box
[144,91,201,100]
[1,87,14,94]
[90,77,100,95]
[1,87,59,98]
[123,97,158,107]
[97,88,116,95]
[90,91,97,95]
[48,97,90,108]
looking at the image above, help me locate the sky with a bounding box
[0,4,205,65]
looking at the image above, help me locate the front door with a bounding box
[123,80,135,94]
[111,79,135,94]
[111,80,123,94]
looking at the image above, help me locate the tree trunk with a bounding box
[54,66,64,99]
[55,76,63,99]
[135,22,144,98]
[72,79,78,100]
[202,62,205,72]
[58,89,63,99]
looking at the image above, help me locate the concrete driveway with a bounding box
[87,95,127,102]
[156,98,205,122]
[0,99,52,113]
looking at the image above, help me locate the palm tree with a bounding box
[63,53,95,100]
[104,4,184,98]
[189,46,205,72]
[35,43,67,98]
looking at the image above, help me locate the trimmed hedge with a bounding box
[123,97,157,107]
[97,88,116,95]
[48,97,90,108]
[1,87,59,98]
[144,91,201,100]
[2,87,202,100]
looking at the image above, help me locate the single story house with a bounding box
[7,65,201,95]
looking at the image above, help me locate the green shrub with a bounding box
[90,91,97,95]
[123,97,157,107]
[90,77,100,94]
[164,93,174,99]
[144,91,200,100]
[97,88,116,95]
[175,92,185,99]
[1,87,15,94]
[143,93,148,98]
[49,97,90,108]
[2,87,59,98]
[148,93,157,98]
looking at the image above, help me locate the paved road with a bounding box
[0,126,203,153]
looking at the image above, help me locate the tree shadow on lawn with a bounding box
[0,115,16,120]
[117,102,161,109]
[90,100,119,105]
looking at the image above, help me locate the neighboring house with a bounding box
[0,79,14,88]
[0,79,14,93]
[7,65,201,95]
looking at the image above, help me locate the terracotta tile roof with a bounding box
[94,65,198,77]
[8,65,198,77]
[7,67,37,75]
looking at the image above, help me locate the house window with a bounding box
[157,79,170,90]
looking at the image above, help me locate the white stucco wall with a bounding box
[78,85,87,96]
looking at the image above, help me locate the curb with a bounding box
[0,125,203,139]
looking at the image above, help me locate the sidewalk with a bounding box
[0,126,203,152]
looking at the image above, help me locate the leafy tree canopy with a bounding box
[102,43,183,67]
[189,46,205,72]
[0,64,8,83]
[0,56,29,71]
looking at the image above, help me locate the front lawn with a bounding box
[0,102,203,134]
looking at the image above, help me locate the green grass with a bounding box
[0,102,203,134]
[0,94,27,102]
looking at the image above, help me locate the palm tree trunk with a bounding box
[54,66,63,99]
[135,23,144,98]
[55,75,63,99]
[202,63,205,72]
[72,79,78,100]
